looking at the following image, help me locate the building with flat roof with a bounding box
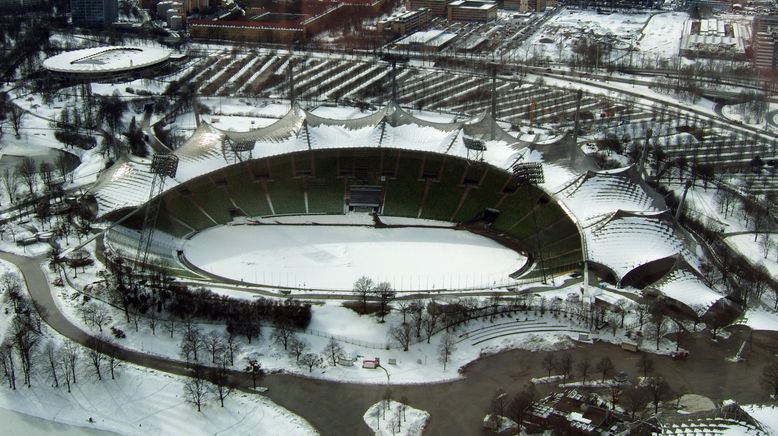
[679,17,749,60]
[409,0,449,16]
[504,0,545,12]
[446,0,497,22]
[393,29,457,51]
[43,46,172,82]
[753,15,778,73]
[377,8,431,34]
[70,0,118,26]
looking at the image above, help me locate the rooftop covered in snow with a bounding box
[90,103,528,216]
[43,46,172,75]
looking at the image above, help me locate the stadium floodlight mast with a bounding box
[222,138,253,164]
[511,162,548,284]
[463,136,486,163]
[135,153,179,272]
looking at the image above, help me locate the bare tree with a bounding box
[596,356,614,381]
[422,311,440,344]
[62,340,79,386]
[147,311,158,335]
[287,335,308,362]
[78,302,112,333]
[223,332,240,366]
[615,299,630,327]
[486,389,509,428]
[636,353,654,378]
[213,358,234,407]
[8,105,26,139]
[1,271,23,312]
[183,365,210,412]
[43,341,60,388]
[508,388,535,431]
[299,353,322,372]
[761,361,778,398]
[322,337,343,366]
[620,385,650,419]
[203,331,225,364]
[577,357,592,385]
[438,332,456,370]
[17,157,38,197]
[559,353,574,383]
[408,301,424,340]
[373,281,395,323]
[353,276,374,311]
[390,323,413,351]
[11,314,41,387]
[645,376,672,414]
[107,345,121,380]
[271,319,296,351]
[85,337,105,381]
[166,318,176,338]
[1,168,18,203]
[759,234,773,259]
[648,311,669,350]
[541,354,557,377]
[0,340,16,390]
[179,323,204,365]
[245,358,264,390]
[634,304,649,330]
[395,300,412,324]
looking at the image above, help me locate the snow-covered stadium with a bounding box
[43,46,172,81]
[91,102,735,322]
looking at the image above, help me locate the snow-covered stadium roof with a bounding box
[90,103,527,215]
[650,265,724,316]
[555,166,665,227]
[43,46,171,74]
[584,210,691,281]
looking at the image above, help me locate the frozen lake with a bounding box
[183,225,526,291]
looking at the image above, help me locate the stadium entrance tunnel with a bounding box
[180,223,529,292]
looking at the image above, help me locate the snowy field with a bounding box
[725,234,778,277]
[183,225,526,290]
[638,12,688,59]
[0,259,316,436]
[523,8,663,62]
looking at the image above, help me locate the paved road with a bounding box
[2,251,774,436]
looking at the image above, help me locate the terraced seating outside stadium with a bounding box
[143,148,582,280]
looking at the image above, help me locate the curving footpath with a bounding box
[1,251,773,436]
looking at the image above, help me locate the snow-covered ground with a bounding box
[183,225,526,290]
[522,8,672,63]
[638,12,688,58]
[0,362,317,436]
[363,400,429,436]
[725,234,778,276]
[0,259,316,436]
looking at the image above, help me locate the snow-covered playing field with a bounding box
[183,225,526,290]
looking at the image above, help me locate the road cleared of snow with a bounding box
[183,225,526,291]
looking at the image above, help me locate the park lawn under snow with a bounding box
[0,259,317,436]
[725,234,778,277]
[0,362,317,436]
[363,400,430,436]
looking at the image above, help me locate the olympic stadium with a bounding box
[90,102,736,324]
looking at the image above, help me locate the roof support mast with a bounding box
[135,154,178,272]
